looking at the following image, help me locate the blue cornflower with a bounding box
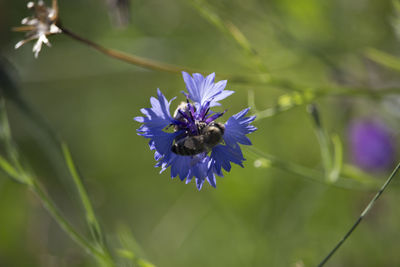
[134,72,257,190]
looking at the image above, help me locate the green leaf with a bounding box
[61,142,104,246]
[328,134,343,183]
[308,104,333,180]
[366,48,400,72]
[0,98,26,177]
[0,155,19,179]
[0,99,11,142]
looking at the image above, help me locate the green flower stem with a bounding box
[366,48,400,73]
[61,142,104,247]
[58,25,199,74]
[5,98,113,263]
[29,179,114,266]
[4,94,107,248]
[246,146,380,190]
[1,80,137,266]
[317,162,400,267]
[56,25,400,98]
[0,155,22,182]
[307,104,333,180]
[0,155,114,267]
[246,146,333,185]
[187,0,268,73]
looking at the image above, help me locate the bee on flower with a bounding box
[13,0,61,58]
[135,72,257,190]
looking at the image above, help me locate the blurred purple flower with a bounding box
[349,119,396,171]
[134,72,256,190]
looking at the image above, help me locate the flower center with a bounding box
[172,100,225,137]
[168,99,226,156]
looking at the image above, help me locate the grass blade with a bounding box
[187,0,269,74]
[61,142,104,247]
[317,162,400,266]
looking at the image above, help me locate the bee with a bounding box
[171,122,225,156]
[173,101,191,121]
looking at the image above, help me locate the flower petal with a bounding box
[211,144,245,174]
[169,154,192,181]
[206,171,217,188]
[196,177,205,190]
[182,72,233,107]
[184,155,211,190]
[134,89,174,131]
[143,130,178,155]
[223,108,257,148]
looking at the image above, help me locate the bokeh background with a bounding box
[1,0,400,266]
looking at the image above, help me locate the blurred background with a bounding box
[1,0,400,266]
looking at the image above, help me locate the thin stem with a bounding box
[56,25,400,98]
[252,90,316,121]
[8,92,114,264]
[58,25,271,84]
[187,0,268,73]
[61,142,104,246]
[245,146,379,190]
[308,104,332,180]
[0,73,134,266]
[59,26,198,74]
[29,179,113,266]
[317,162,400,267]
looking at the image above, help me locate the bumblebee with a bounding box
[171,122,225,156]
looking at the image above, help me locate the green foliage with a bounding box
[366,48,400,72]
[1,0,400,266]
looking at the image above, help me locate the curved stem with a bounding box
[59,25,198,74]
[187,0,268,73]
[61,142,104,247]
[57,25,400,98]
[8,90,115,265]
[245,146,379,190]
[317,162,400,267]
[58,25,271,85]
[30,179,114,266]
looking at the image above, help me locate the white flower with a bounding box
[14,0,61,58]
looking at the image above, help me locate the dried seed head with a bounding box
[13,0,61,58]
